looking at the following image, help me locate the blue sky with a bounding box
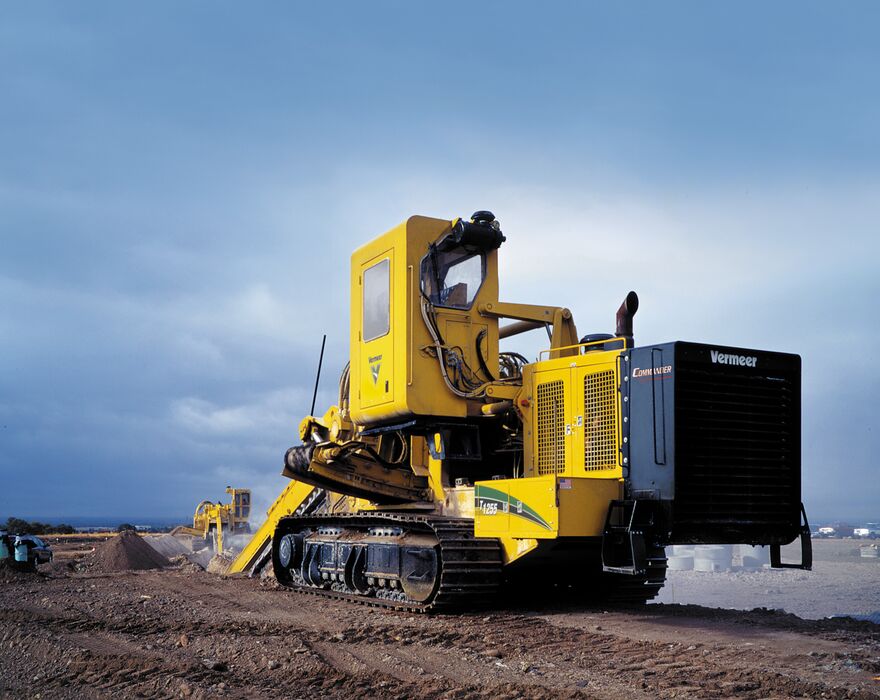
[1,3,878,523]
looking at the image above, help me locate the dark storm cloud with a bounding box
[1,2,878,522]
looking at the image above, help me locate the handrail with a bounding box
[408,264,414,386]
[538,336,628,361]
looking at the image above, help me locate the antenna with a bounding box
[309,334,327,417]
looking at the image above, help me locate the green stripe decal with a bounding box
[475,485,553,530]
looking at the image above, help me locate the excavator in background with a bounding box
[173,487,251,554]
[230,211,811,611]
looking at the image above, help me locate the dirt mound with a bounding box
[168,554,204,573]
[45,559,77,577]
[0,559,42,583]
[92,531,170,572]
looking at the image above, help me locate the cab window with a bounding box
[363,258,390,341]
[421,249,485,309]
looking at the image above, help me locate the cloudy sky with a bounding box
[1,3,877,524]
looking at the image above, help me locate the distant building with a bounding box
[854,528,871,537]
[818,527,835,536]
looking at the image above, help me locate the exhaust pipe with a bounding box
[615,291,639,348]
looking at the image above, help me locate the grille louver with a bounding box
[536,380,566,475]
[674,363,799,528]
[584,370,618,471]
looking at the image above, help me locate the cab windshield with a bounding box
[421,248,485,310]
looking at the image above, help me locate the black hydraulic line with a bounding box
[309,334,327,417]
[422,294,445,345]
[449,344,482,390]
[427,244,444,307]
[475,329,496,382]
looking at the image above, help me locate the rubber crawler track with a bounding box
[273,512,503,614]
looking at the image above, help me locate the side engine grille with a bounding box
[536,380,566,474]
[674,362,800,529]
[584,370,618,471]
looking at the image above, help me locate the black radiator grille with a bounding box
[674,362,800,529]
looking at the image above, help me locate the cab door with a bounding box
[359,250,394,409]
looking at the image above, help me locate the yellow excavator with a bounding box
[173,487,251,554]
[231,211,810,611]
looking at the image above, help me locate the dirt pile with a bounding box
[0,559,41,583]
[46,559,77,577]
[92,531,170,571]
[168,554,204,573]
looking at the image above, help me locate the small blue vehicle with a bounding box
[1,532,53,571]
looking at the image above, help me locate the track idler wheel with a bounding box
[273,532,304,586]
[398,546,439,603]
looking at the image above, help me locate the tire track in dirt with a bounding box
[6,605,876,699]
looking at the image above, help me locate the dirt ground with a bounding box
[1,536,878,699]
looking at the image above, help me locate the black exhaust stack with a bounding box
[616,291,639,348]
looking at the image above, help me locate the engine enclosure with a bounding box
[621,341,802,545]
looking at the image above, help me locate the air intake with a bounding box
[584,369,618,471]
[536,380,566,475]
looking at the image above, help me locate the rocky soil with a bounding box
[0,537,877,699]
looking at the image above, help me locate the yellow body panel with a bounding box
[485,475,557,537]
[557,477,622,536]
[522,348,625,480]
[474,475,621,541]
[496,536,539,565]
